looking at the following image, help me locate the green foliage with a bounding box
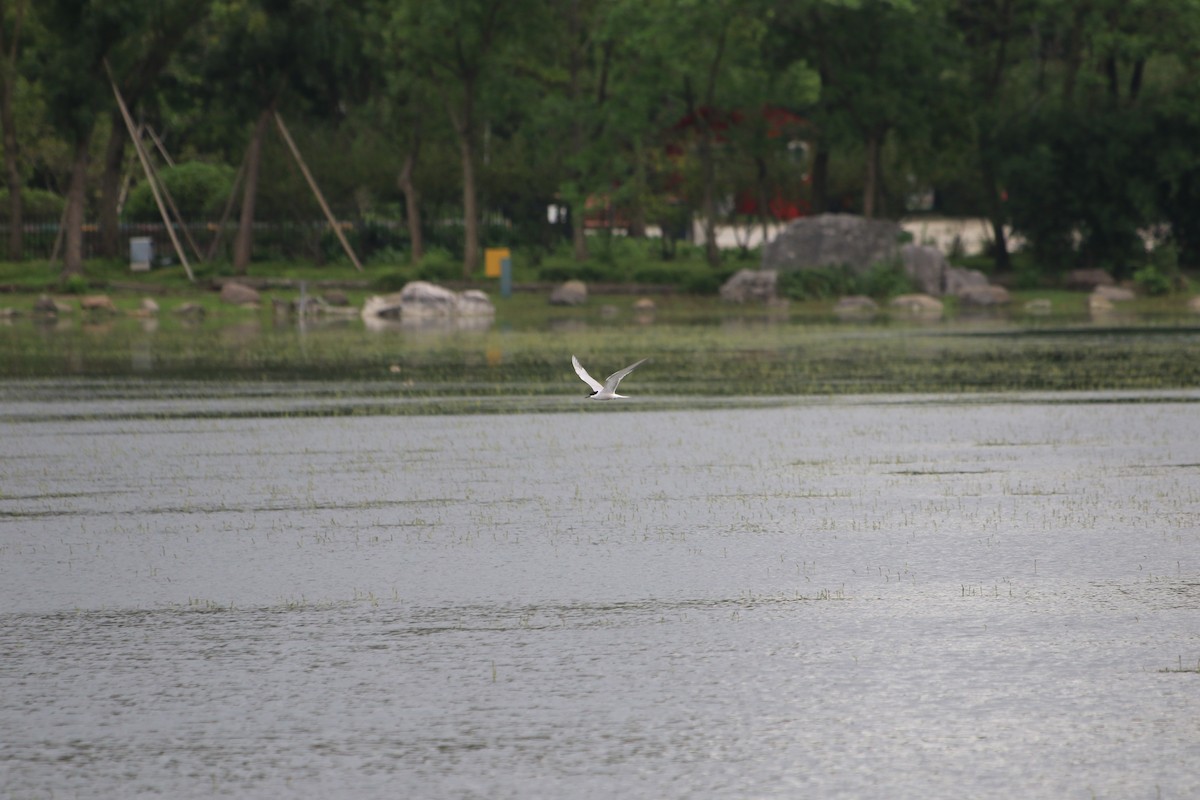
[371,268,413,292]
[8,0,1200,287]
[778,262,913,301]
[124,163,236,220]
[1000,109,1158,277]
[1132,265,1171,296]
[0,189,65,218]
[1132,243,1181,296]
[415,248,459,282]
[60,273,89,294]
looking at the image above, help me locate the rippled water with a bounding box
[2,390,1199,798]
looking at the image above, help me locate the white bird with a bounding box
[572,355,648,400]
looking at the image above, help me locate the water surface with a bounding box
[2,389,1198,798]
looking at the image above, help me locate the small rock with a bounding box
[1187,296,1200,313]
[834,295,878,317]
[719,269,777,303]
[549,279,588,306]
[1088,294,1115,313]
[890,293,944,315]
[33,295,61,315]
[80,295,118,313]
[0,307,18,318]
[219,282,261,307]
[633,297,656,312]
[1065,268,1114,290]
[957,285,1011,306]
[1093,285,1135,302]
[322,290,350,307]
[140,297,159,314]
[174,302,206,319]
[1023,298,1053,314]
[944,266,990,296]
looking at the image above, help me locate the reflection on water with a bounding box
[0,390,1198,798]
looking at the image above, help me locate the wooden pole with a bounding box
[138,128,204,262]
[104,61,195,282]
[145,126,176,167]
[205,153,246,262]
[273,112,363,271]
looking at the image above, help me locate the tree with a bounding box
[37,0,126,278]
[385,0,545,278]
[0,0,27,260]
[96,0,210,259]
[200,0,365,274]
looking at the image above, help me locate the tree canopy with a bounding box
[5,0,1200,278]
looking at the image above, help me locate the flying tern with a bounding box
[572,355,648,400]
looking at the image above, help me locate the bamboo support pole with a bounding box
[105,61,195,282]
[205,154,246,262]
[273,112,363,271]
[138,130,205,262]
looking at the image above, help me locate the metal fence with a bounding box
[0,217,420,265]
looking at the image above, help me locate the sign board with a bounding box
[485,247,511,278]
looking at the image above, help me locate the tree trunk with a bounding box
[863,133,879,219]
[567,0,589,262]
[810,139,829,214]
[60,131,92,279]
[0,0,25,261]
[233,108,271,275]
[459,135,479,278]
[98,111,126,258]
[398,127,423,264]
[698,24,728,269]
[628,139,648,238]
[448,84,480,279]
[0,59,20,261]
[980,156,1011,272]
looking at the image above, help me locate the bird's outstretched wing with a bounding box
[604,358,648,393]
[572,355,604,393]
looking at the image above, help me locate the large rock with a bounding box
[549,280,588,306]
[720,268,778,303]
[762,213,901,274]
[361,281,495,321]
[900,244,949,295]
[456,289,496,316]
[219,282,261,307]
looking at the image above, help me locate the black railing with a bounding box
[0,217,419,264]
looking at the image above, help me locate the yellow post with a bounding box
[485,247,510,278]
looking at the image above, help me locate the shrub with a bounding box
[0,188,65,218]
[124,162,236,220]
[860,261,914,297]
[1132,265,1171,296]
[777,261,912,301]
[372,268,412,292]
[61,273,89,294]
[415,248,458,282]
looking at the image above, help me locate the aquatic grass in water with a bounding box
[2,305,1199,402]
